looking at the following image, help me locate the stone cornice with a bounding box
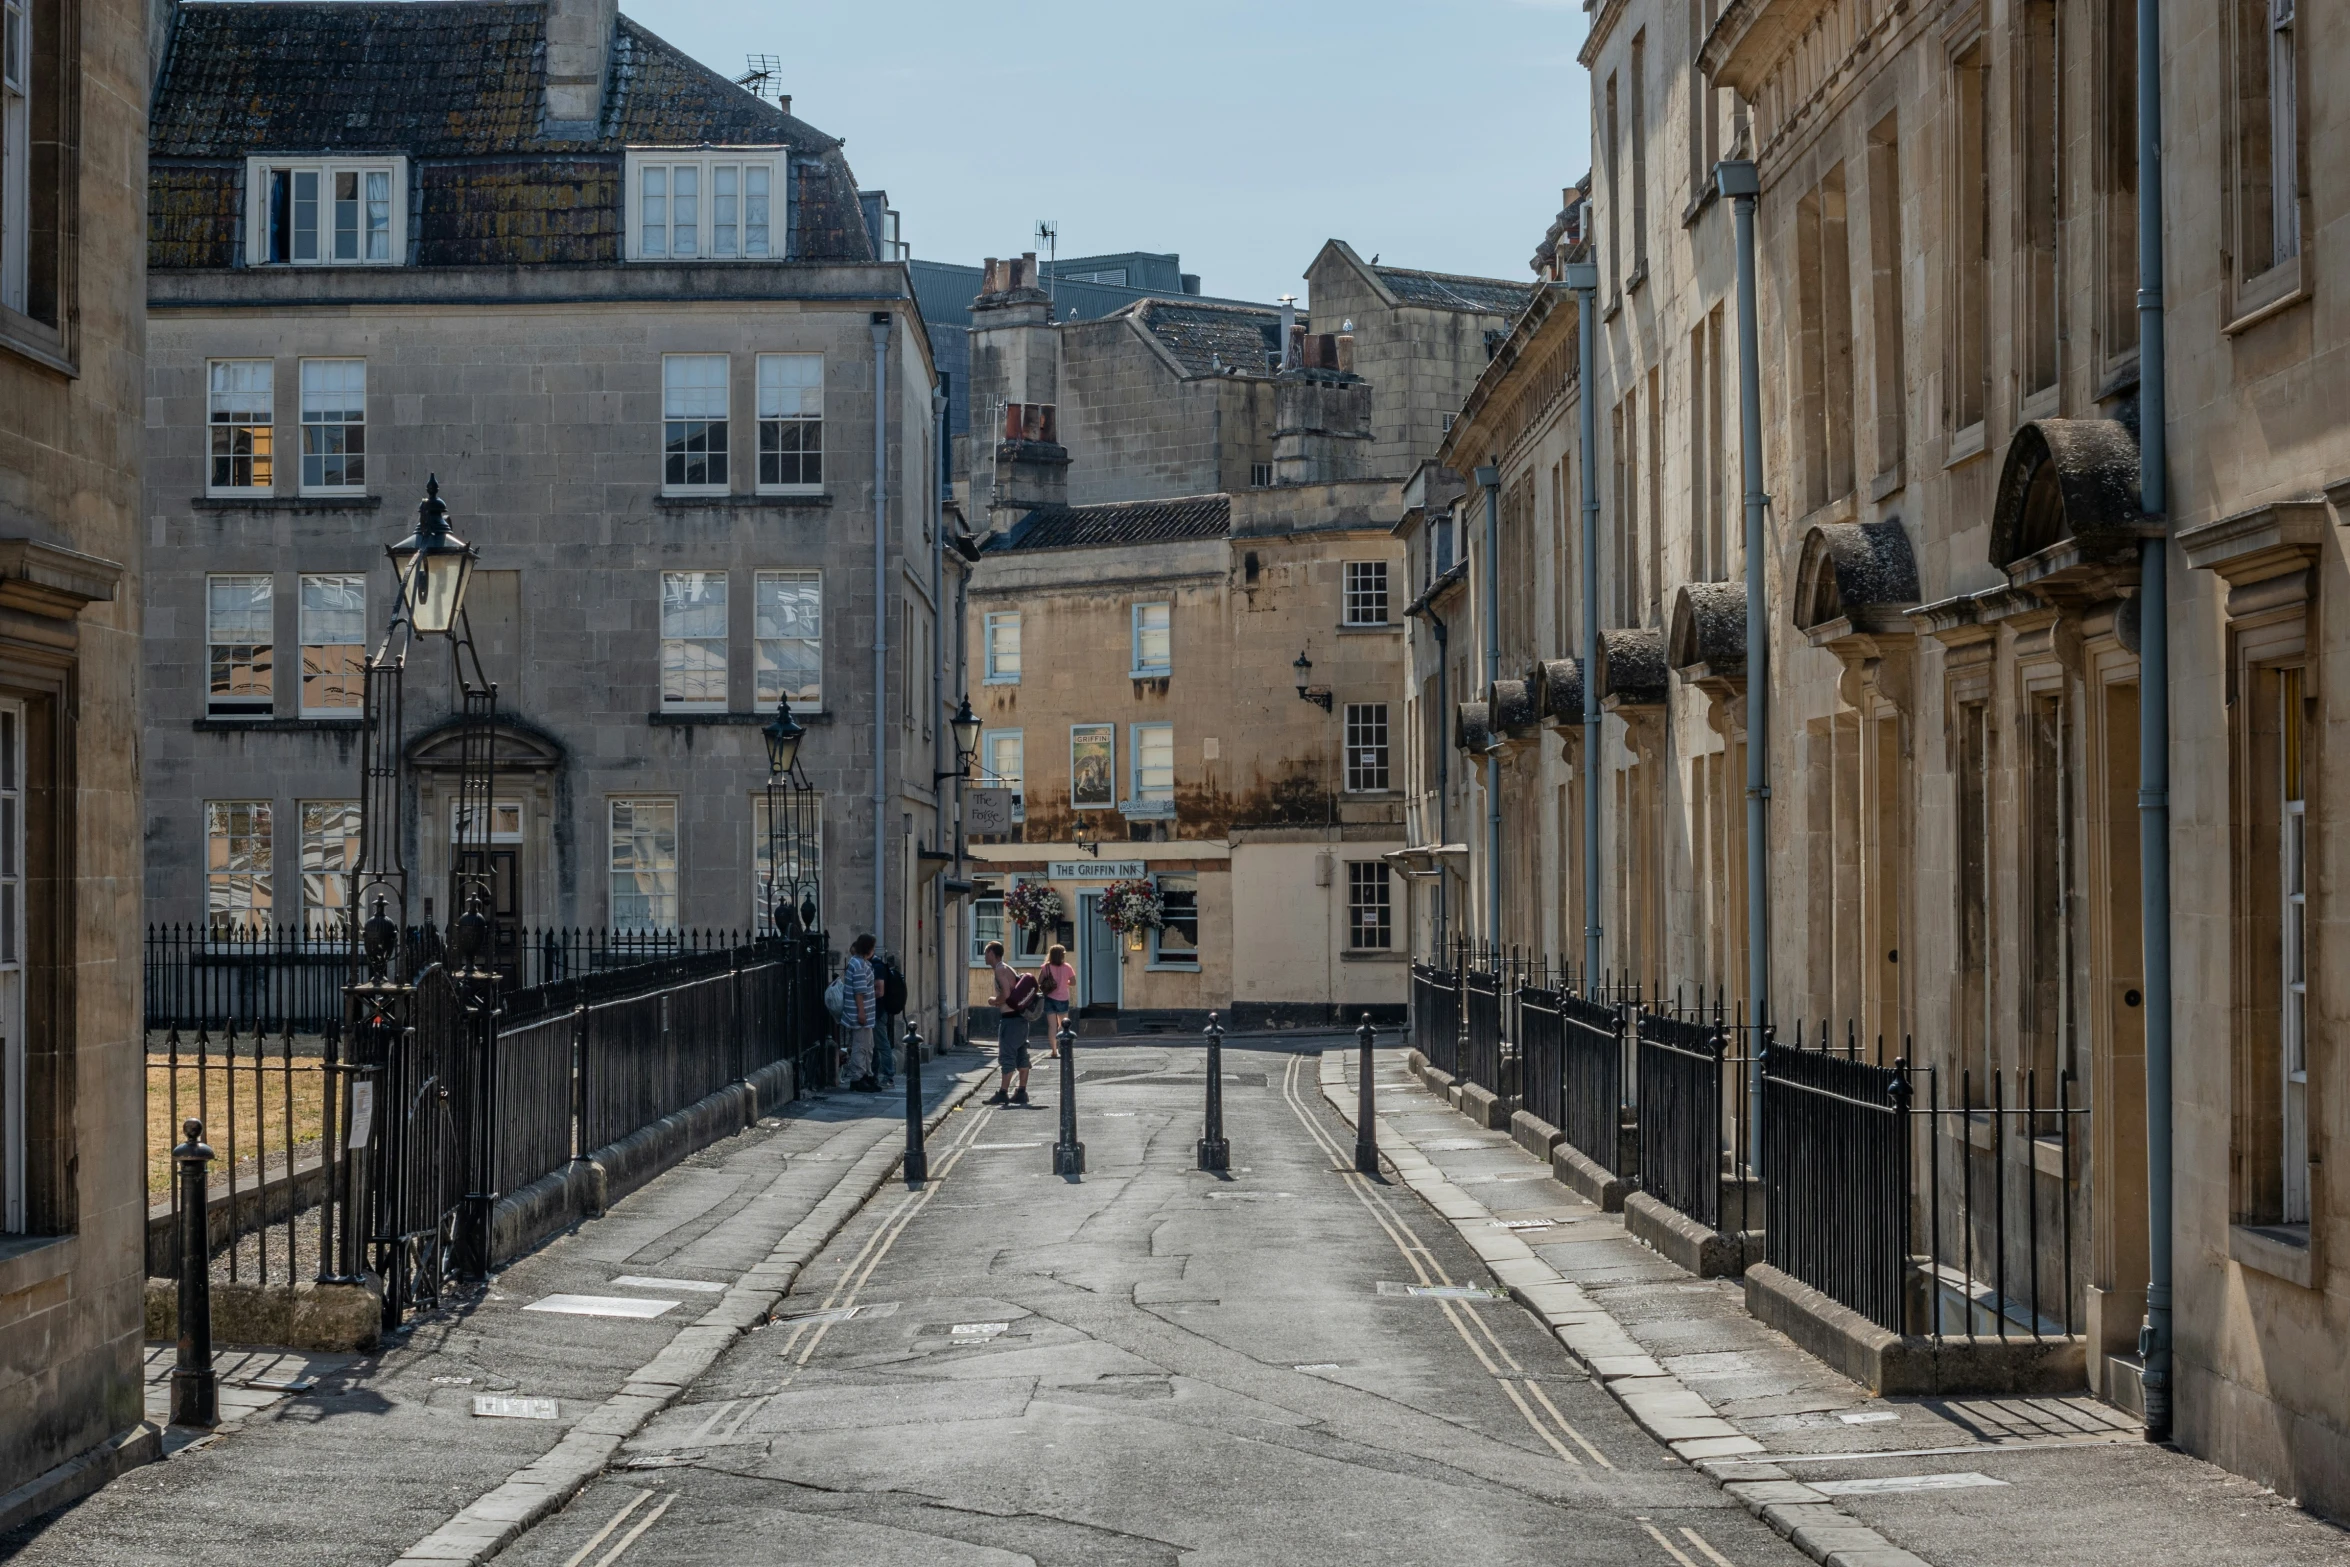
[0,539,124,620]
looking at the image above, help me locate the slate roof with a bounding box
[149,2,873,268]
[1374,264,1535,315]
[989,495,1232,554]
[1127,299,1293,378]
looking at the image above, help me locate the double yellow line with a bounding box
[1276,1052,1611,1471]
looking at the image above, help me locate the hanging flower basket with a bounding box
[1098,877,1165,935]
[1005,879,1064,929]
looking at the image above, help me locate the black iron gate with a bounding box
[367,962,482,1321]
[1636,1007,1726,1230]
[1760,1041,1911,1332]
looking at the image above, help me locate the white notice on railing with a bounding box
[347,1082,374,1150]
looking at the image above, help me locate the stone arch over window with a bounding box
[1793,519,1921,641]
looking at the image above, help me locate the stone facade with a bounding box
[1394,0,2350,1520]
[140,2,966,1043]
[0,0,150,1513]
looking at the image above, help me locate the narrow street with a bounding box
[488,1036,1801,1567]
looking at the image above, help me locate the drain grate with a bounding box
[1377,1281,1507,1300]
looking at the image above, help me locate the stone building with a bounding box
[140,0,966,1042]
[0,0,150,1523]
[958,249,1528,1027]
[1399,0,2350,1517]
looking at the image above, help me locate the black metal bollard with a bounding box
[1354,1014,1380,1176]
[1197,1012,1230,1172]
[1052,1018,1085,1176]
[172,1118,219,1428]
[903,1021,928,1184]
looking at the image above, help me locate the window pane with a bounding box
[292,170,318,261]
[300,574,366,712]
[671,165,699,256]
[609,798,679,931]
[299,800,360,935]
[1347,861,1392,949]
[661,571,728,707]
[756,355,823,486]
[334,170,359,260]
[207,573,274,714]
[208,360,275,490]
[1135,603,1171,671]
[643,165,668,255]
[987,612,1021,680]
[206,800,274,936]
[1154,873,1198,961]
[745,164,771,255]
[755,570,822,707]
[1134,725,1174,800]
[664,355,730,488]
[299,358,366,489]
[365,171,391,261]
[712,164,738,256]
[1345,703,1391,791]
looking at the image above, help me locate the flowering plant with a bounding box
[1005,879,1064,929]
[1098,877,1165,934]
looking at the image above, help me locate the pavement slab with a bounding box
[1334,1048,2350,1567]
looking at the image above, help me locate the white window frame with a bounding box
[297,358,367,495]
[1347,860,1393,951]
[206,799,275,938]
[0,700,21,1232]
[660,570,729,712]
[243,155,408,266]
[984,611,1022,684]
[971,895,1008,967]
[1344,702,1392,793]
[625,149,788,262]
[297,573,365,718]
[662,353,731,495]
[2282,666,2310,1224]
[1130,601,1172,677]
[207,359,276,496]
[754,569,822,711]
[1343,560,1391,626]
[609,796,679,933]
[206,572,275,718]
[0,0,29,317]
[1130,722,1174,803]
[981,728,1024,821]
[755,353,823,492]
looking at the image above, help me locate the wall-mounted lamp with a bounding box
[1293,650,1333,712]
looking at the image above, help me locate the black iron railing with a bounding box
[1411,960,1462,1076]
[1637,1005,1729,1231]
[1556,986,1628,1173]
[1462,963,1504,1095]
[1517,985,1565,1132]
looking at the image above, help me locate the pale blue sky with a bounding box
[621,0,1594,304]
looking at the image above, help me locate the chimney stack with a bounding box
[1277,295,1298,370]
[544,0,618,131]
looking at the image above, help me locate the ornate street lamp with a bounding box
[934,695,982,783]
[386,475,479,636]
[761,700,818,938]
[1293,650,1333,711]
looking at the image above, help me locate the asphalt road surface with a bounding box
[492,1035,1808,1567]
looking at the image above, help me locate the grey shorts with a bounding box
[996,1013,1031,1070]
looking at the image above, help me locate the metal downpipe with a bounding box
[1721,160,1769,1172]
[2134,0,2174,1443]
[1477,465,1503,946]
[872,315,891,953]
[1565,262,1602,983]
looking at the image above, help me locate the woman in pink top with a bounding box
[1040,944,1076,1055]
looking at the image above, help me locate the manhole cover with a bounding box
[473,1396,559,1420]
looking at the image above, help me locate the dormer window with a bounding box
[626,150,789,261]
[244,157,408,265]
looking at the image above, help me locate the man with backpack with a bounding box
[984,940,1039,1106]
[842,933,880,1092]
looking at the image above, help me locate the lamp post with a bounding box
[762,700,827,1096]
[344,474,494,1313]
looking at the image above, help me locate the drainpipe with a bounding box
[2134,0,2174,1445]
[872,313,891,955]
[931,385,950,1060]
[1564,260,1602,984]
[1719,159,1769,1172]
[1406,600,1453,945]
[1476,464,1503,946]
